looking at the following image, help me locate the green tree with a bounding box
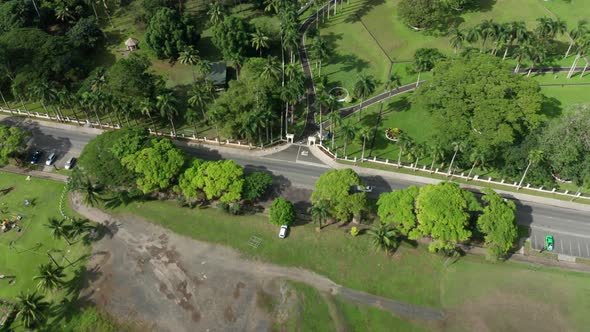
[242,171,273,201]
[311,169,367,222]
[145,8,200,61]
[447,141,465,175]
[0,125,29,166]
[310,36,330,77]
[178,46,200,82]
[33,263,66,292]
[340,120,357,156]
[187,80,214,131]
[353,74,376,121]
[377,186,419,236]
[212,15,251,63]
[326,110,342,150]
[46,218,72,246]
[367,222,399,253]
[66,17,103,50]
[358,126,372,161]
[308,200,331,230]
[156,91,179,136]
[477,189,518,261]
[69,218,93,239]
[518,149,544,188]
[414,47,445,85]
[398,0,446,30]
[122,138,186,193]
[269,198,295,226]
[207,1,226,26]
[415,53,544,163]
[15,291,50,329]
[449,27,465,53]
[80,177,102,207]
[179,159,244,203]
[251,28,270,56]
[410,182,481,253]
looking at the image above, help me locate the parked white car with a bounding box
[45,153,57,166]
[278,225,289,239]
[65,157,76,170]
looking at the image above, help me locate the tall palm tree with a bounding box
[251,28,270,56]
[518,150,544,188]
[340,120,357,156]
[367,222,399,253]
[526,41,547,77]
[466,27,480,45]
[326,110,342,149]
[80,91,103,128]
[567,33,590,78]
[449,28,465,53]
[447,141,465,175]
[310,36,329,77]
[535,17,554,40]
[261,56,281,80]
[207,1,225,26]
[55,6,74,22]
[513,45,529,73]
[178,46,200,82]
[353,74,376,121]
[565,20,588,58]
[308,200,330,230]
[69,218,93,239]
[46,218,72,246]
[428,143,445,172]
[188,81,213,127]
[410,142,425,171]
[196,59,212,78]
[467,149,486,179]
[264,0,281,14]
[156,92,179,136]
[80,177,102,207]
[139,97,156,131]
[358,127,372,161]
[385,72,402,97]
[396,133,413,167]
[33,263,66,292]
[15,291,50,329]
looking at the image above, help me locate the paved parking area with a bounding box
[530,228,590,258]
[264,144,326,167]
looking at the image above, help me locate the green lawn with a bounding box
[110,198,590,330]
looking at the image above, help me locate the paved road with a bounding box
[3,117,590,259]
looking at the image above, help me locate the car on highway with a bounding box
[64,157,76,170]
[45,153,57,166]
[278,225,288,239]
[545,235,554,251]
[30,150,42,164]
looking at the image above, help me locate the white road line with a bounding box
[295,145,302,163]
[530,225,590,240]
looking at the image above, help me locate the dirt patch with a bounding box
[446,292,570,332]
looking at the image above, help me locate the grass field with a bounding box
[111,198,590,331]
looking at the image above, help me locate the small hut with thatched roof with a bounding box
[125,38,139,51]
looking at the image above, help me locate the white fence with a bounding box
[0,106,283,150]
[317,142,590,202]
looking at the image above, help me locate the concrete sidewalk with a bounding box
[308,145,590,213]
[1,165,68,182]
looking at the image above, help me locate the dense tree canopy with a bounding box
[180,160,244,203]
[410,182,481,253]
[477,189,518,261]
[269,198,295,226]
[0,125,29,166]
[398,0,447,30]
[103,54,163,102]
[145,8,200,60]
[66,17,103,51]
[311,169,367,222]
[122,138,186,193]
[212,15,251,61]
[242,171,273,201]
[415,53,544,164]
[376,186,419,236]
[541,104,590,187]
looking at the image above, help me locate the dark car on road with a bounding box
[30,150,42,164]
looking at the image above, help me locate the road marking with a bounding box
[530,225,590,240]
[295,145,302,163]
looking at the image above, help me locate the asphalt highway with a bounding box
[3,117,590,259]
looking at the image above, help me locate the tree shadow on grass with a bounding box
[342,0,385,24]
[466,0,496,12]
[541,95,563,119]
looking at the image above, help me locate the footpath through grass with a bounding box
[112,198,590,330]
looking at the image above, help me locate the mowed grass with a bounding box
[0,172,89,300]
[112,198,590,330]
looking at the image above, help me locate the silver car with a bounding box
[64,157,76,170]
[45,153,57,166]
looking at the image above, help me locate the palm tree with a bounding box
[428,143,445,172]
[477,19,498,51]
[385,72,402,97]
[513,45,529,73]
[467,149,486,179]
[208,1,225,26]
[567,32,590,78]
[55,6,74,22]
[264,0,281,14]
[46,218,72,245]
[526,41,547,77]
[261,56,281,80]
[178,46,200,82]
[358,127,372,161]
[535,17,554,40]
[410,143,425,171]
[308,200,331,230]
[80,91,103,128]
[367,222,399,253]
[326,111,342,149]
[340,120,357,156]
[396,133,413,167]
[518,150,544,188]
[15,291,50,329]
[353,74,376,121]
[69,218,93,239]
[449,28,465,53]
[139,98,156,130]
[187,81,213,129]
[251,28,270,56]
[565,20,588,58]
[33,263,66,292]
[447,141,465,175]
[80,177,101,207]
[156,92,179,136]
[310,36,329,77]
[196,59,212,78]
[466,27,480,45]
